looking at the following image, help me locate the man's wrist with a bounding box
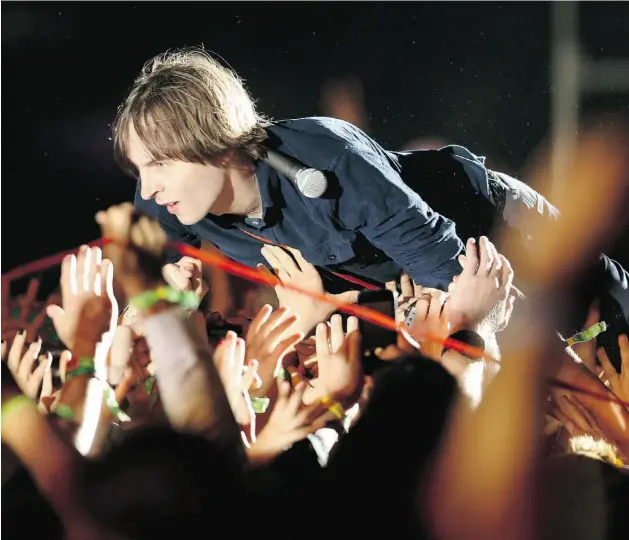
[449,313,482,334]
[442,329,486,360]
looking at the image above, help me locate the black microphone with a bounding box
[261,149,328,198]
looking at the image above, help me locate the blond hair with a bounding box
[112,47,269,176]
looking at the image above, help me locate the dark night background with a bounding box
[2,1,628,294]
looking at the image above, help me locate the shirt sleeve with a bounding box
[334,146,464,290]
[133,182,201,265]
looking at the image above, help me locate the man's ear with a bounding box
[220,149,256,171]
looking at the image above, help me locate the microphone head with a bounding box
[295,168,328,198]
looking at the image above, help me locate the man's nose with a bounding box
[139,176,161,201]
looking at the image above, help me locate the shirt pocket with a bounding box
[297,236,357,267]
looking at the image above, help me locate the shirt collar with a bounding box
[245,159,279,229]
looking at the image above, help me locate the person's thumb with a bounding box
[46,304,65,324]
[162,263,190,291]
[332,290,360,305]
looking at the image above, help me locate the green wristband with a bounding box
[274,366,290,381]
[103,386,131,423]
[1,395,35,425]
[566,321,607,347]
[65,357,95,381]
[251,396,270,414]
[143,375,156,396]
[129,285,200,311]
[66,365,97,380]
[52,388,130,424]
[76,357,95,369]
[53,404,76,421]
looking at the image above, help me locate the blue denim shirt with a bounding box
[134,117,497,292]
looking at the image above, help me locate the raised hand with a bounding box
[385,270,417,302]
[260,245,359,336]
[409,289,451,361]
[40,350,72,413]
[386,271,425,325]
[214,331,257,437]
[163,256,209,302]
[597,334,629,410]
[46,246,117,350]
[247,379,331,466]
[302,314,362,407]
[550,394,605,439]
[96,203,166,298]
[448,237,515,333]
[2,332,52,410]
[551,347,629,451]
[244,304,303,396]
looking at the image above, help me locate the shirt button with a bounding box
[328,255,337,261]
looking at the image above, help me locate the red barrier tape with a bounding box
[2,238,629,408]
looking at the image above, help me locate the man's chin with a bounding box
[177,212,204,226]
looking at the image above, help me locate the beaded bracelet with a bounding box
[129,285,200,312]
